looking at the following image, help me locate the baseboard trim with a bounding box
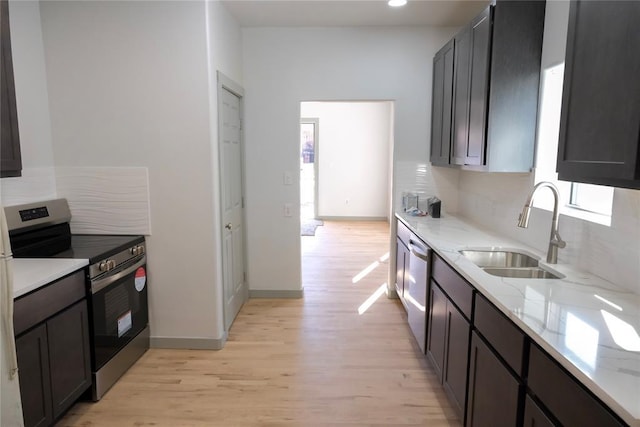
[318,216,388,221]
[150,333,228,350]
[249,288,304,298]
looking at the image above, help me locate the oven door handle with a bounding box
[91,256,146,294]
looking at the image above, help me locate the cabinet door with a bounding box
[47,300,92,419]
[465,6,492,166]
[430,39,455,166]
[557,1,640,188]
[16,324,53,427]
[442,302,470,420]
[523,395,556,427]
[452,25,471,166]
[0,0,22,178]
[426,283,447,381]
[395,238,409,301]
[466,332,520,427]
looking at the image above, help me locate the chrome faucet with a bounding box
[517,181,566,264]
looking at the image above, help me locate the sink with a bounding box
[459,250,539,268]
[460,249,564,280]
[482,267,563,279]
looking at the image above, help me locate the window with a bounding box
[568,183,613,217]
[533,63,613,226]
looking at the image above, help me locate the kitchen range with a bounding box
[5,198,149,409]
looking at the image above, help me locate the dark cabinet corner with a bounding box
[1,0,22,178]
[557,0,640,189]
[523,395,556,427]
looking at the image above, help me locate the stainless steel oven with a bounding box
[88,245,148,400]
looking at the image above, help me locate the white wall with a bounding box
[242,26,459,293]
[1,1,56,206]
[455,1,640,294]
[39,0,243,346]
[300,101,391,218]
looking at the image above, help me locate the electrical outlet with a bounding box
[283,171,293,185]
[283,203,292,217]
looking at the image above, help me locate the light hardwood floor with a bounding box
[59,221,460,426]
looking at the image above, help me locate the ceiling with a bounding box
[220,0,490,28]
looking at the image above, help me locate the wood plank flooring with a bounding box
[59,221,460,426]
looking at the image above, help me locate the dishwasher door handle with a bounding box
[408,240,430,261]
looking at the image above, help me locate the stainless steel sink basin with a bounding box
[460,249,564,280]
[482,267,563,279]
[459,250,539,268]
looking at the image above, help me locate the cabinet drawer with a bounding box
[474,293,526,376]
[528,344,625,427]
[432,254,473,319]
[396,219,412,247]
[14,270,85,335]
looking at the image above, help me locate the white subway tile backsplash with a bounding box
[55,167,151,235]
[395,160,459,214]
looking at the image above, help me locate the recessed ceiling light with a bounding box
[388,0,407,7]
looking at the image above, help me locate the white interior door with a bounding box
[219,76,247,331]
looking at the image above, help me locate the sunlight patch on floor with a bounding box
[352,261,380,284]
[358,283,387,315]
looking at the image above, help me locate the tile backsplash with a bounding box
[56,167,151,235]
[456,171,640,294]
[394,160,459,215]
[1,167,57,206]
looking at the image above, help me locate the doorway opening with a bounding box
[299,100,394,313]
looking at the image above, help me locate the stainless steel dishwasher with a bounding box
[406,237,431,353]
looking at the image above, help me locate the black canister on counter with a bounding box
[427,197,441,218]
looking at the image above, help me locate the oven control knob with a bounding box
[130,246,138,256]
[107,260,116,270]
[138,245,145,254]
[99,261,108,272]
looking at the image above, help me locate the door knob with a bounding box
[225,223,232,230]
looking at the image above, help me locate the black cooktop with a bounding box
[50,234,144,264]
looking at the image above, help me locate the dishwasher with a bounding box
[406,237,431,353]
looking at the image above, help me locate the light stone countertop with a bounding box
[12,258,89,299]
[396,211,640,427]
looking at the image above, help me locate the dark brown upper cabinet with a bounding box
[430,1,546,172]
[452,6,491,167]
[430,39,455,166]
[557,1,640,189]
[1,0,22,178]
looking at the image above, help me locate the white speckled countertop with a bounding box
[397,212,640,427]
[12,258,89,299]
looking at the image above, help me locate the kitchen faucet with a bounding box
[517,181,566,264]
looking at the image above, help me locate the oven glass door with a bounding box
[90,258,148,370]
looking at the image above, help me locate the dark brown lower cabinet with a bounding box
[466,331,520,427]
[16,300,91,427]
[426,283,470,420]
[16,325,53,427]
[47,300,91,419]
[523,395,555,427]
[528,344,626,427]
